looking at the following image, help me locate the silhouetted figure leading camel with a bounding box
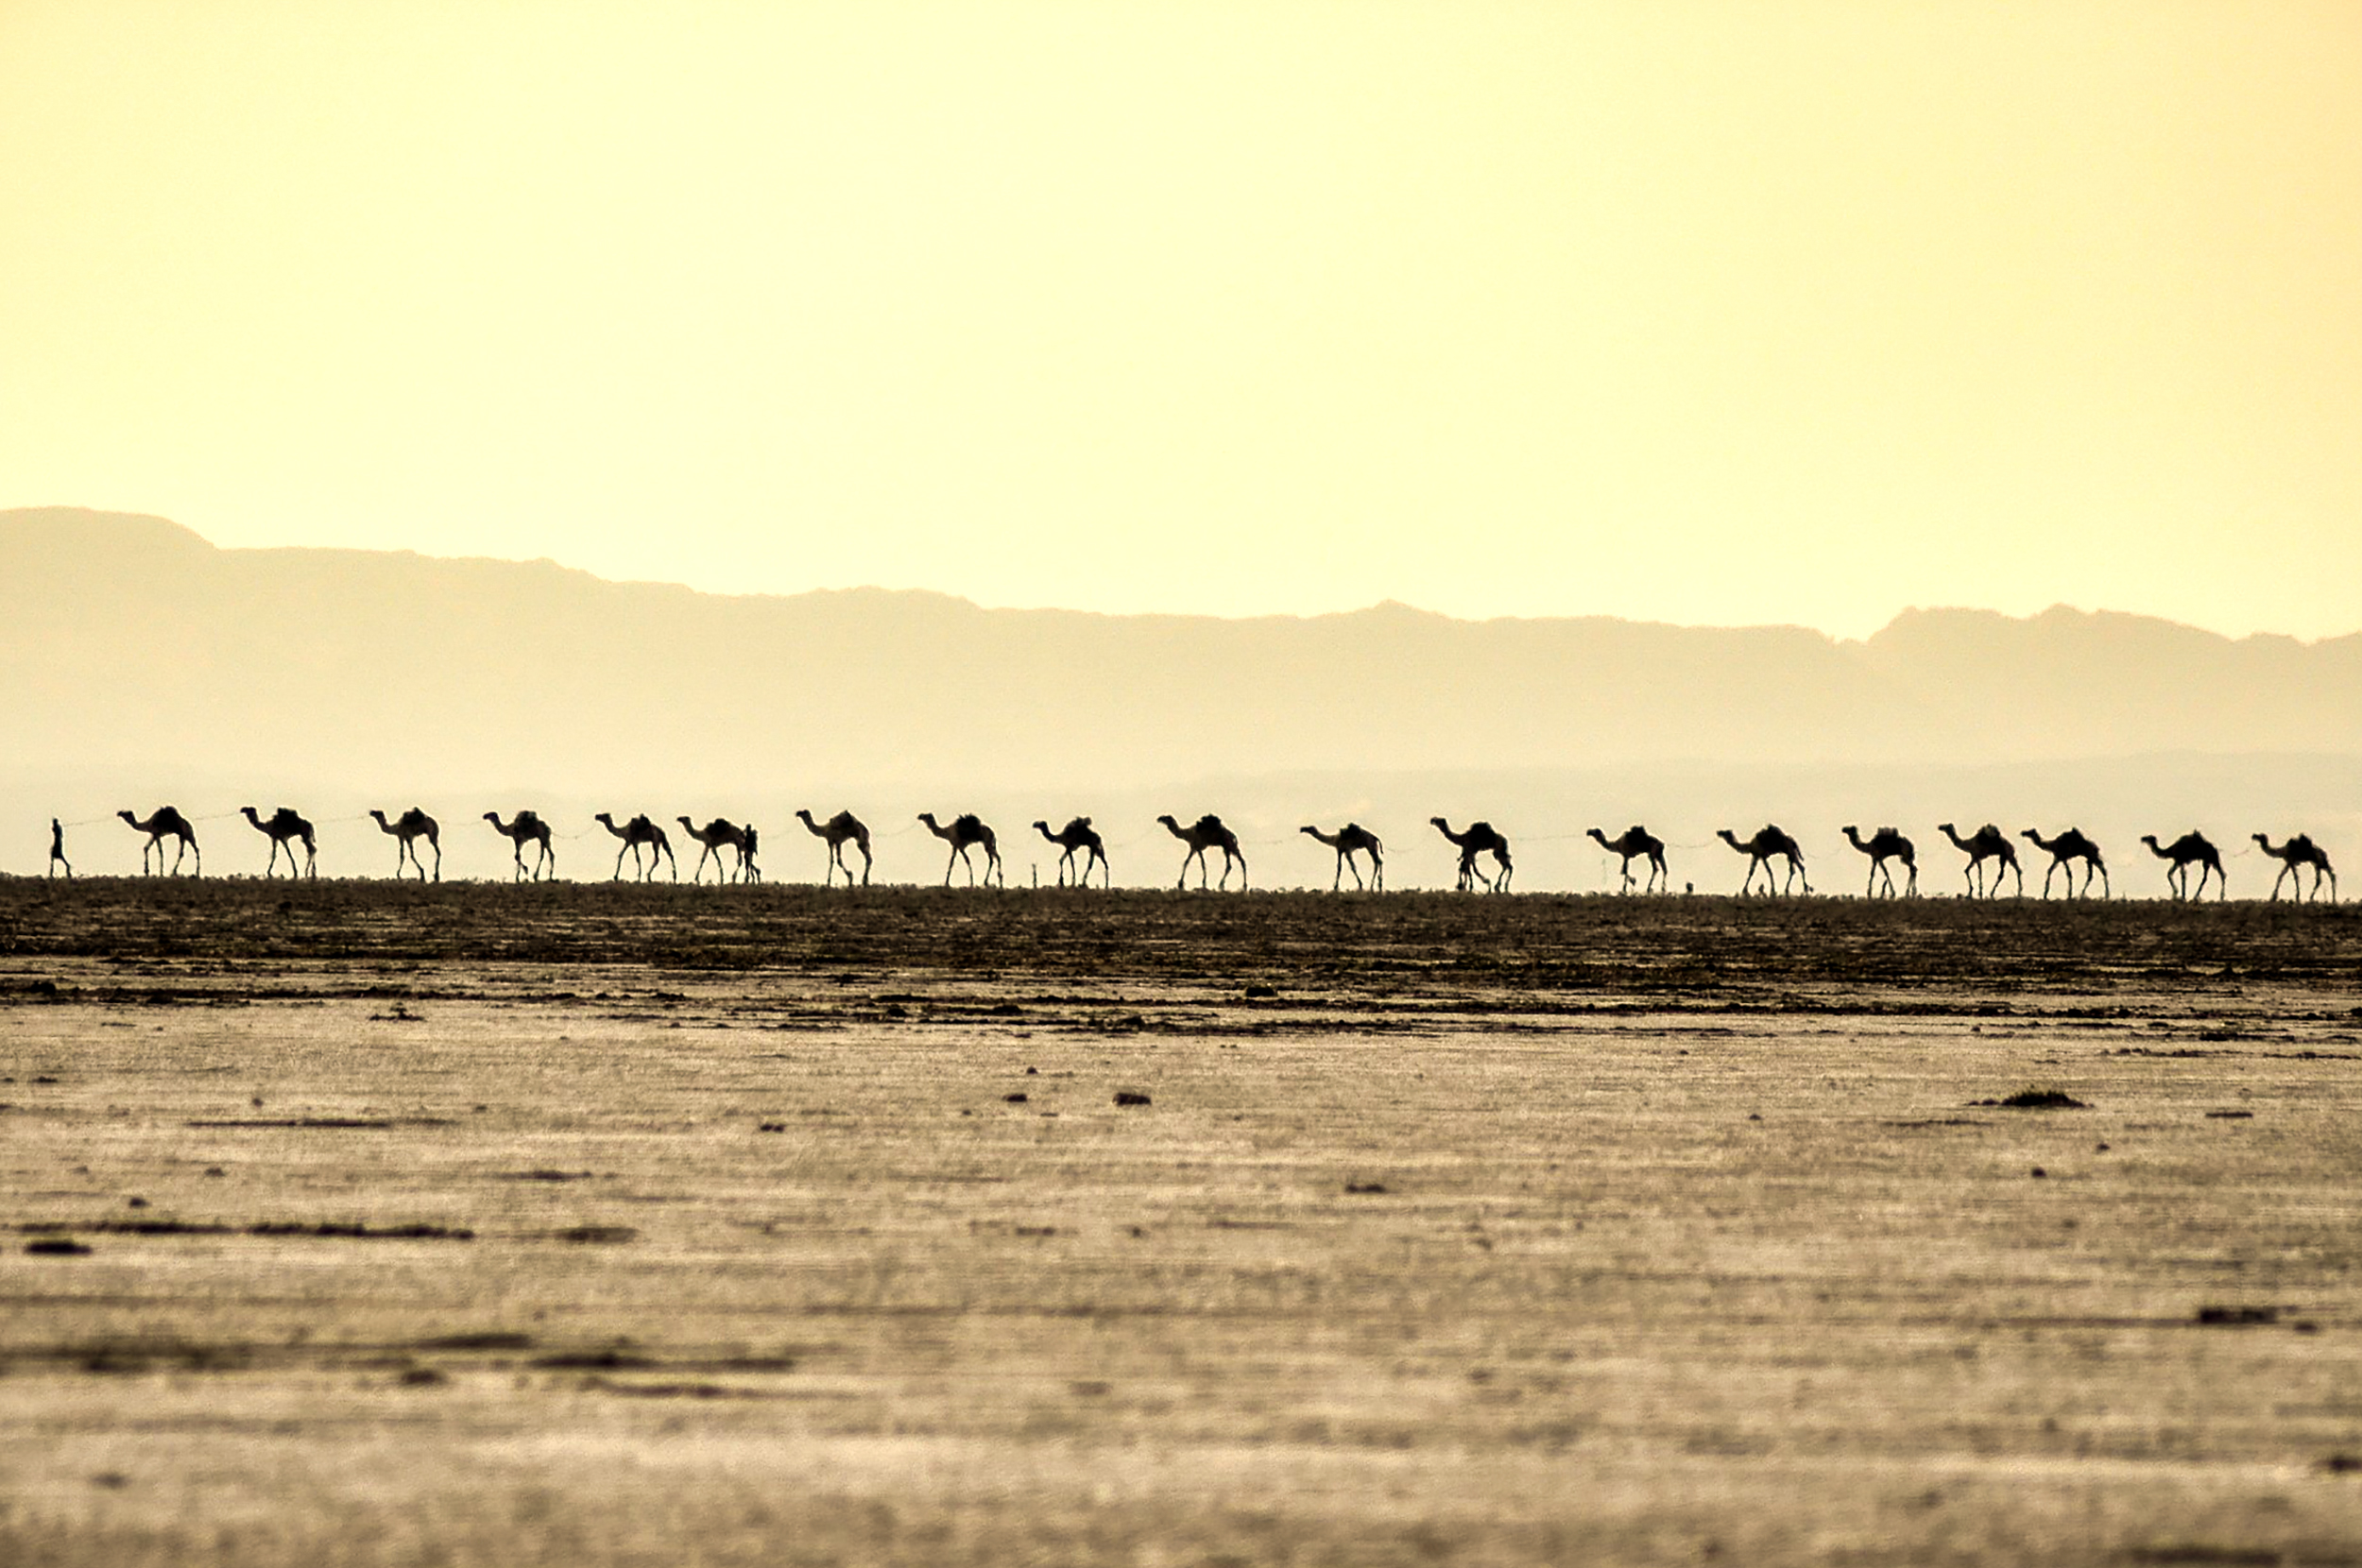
[2022,827,2107,899]
[119,807,199,877]
[920,812,1003,887]
[1034,818,1108,887]
[1158,814,1246,891]
[1938,823,2020,898]
[676,817,750,884]
[1587,826,1667,894]
[2254,833,2336,903]
[1301,823,1384,891]
[796,810,872,887]
[1718,827,1808,895]
[740,824,762,884]
[2141,831,2224,902]
[485,810,556,882]
[597,813,676,881]
[369,808,440,881]
[240,806,317,879]
[48,818,70,879]
[1841,826,1916,898]
[1431,818,1513,893]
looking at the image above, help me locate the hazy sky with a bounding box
[4,2,2357,639]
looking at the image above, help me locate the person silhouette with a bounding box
[48,817,71,878]
[739,824,762,884]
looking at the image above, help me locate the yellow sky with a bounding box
[3,2,2357,638]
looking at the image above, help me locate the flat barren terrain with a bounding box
[3,880,2360,1566]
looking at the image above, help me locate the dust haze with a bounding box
[6,508,2355,890]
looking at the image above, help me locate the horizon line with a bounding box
[8,503,2356,647]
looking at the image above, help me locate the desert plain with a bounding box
[1,878,2359,1566]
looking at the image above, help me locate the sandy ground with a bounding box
[2,879,2360,1566]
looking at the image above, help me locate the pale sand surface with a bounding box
[1,882,2358,1565]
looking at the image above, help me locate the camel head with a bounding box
[369,810,390,827]
[1717,829,1743,848]
[116,810,138,827]
[918,813,940,829]
[240,806,262,825]
[595,812,616,828]
[483,811,503,827]
[2253,833,2275,851]
[1585,828,1610,846]
[1156,814,1181,831]
[1429,816,1453,833]
[795,810,817,827]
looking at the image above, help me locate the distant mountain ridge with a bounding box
[5,506,2357,795]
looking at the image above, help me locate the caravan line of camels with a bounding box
[73,805,2342,903]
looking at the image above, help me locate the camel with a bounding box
[1586,826,1667,894]
[796,810,872,887]
[240,806,317,879]
[2141,831,2225,902]
[1158,813,1247,891]
[48,818,71,879]
[1841,825,1916,898]
[1937,823,2020,898]
[484,810,556,881]
[596,812,676,881]
[118,807,199,877]
[919,813,1003,888]
[368,808,440,881]
[1034,818,1109,887]
[676,817,751,884]
[2022,827,2108,899]
[2254,833,2337,904]
[1718,827,1808,895]
[1431,818,1513,893]
[1301,823,1384,891]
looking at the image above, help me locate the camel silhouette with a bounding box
[1718,827,1808,895]
[920,812,1003,887]
[2254,833,2336,903]
[368,809,440,881]
[1431,818,1513,893]
[2022,827,2108,899]
[48,817,70,879]
[796,810,872,887]
[1841,826,1916,898]
[676,817,750,884]
[596,813,676,881]
[484,810,556,882]
[1300,823,1384,891]
[119,807,199,877]
[1158,814,1246,891]
[1034,818,1109,887]
[2141,832,2225,902]
[1937,823,2020,898]
[1586,826,1667,894]
[240,806,317,879]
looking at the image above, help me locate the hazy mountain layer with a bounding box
[7,508,2356,798]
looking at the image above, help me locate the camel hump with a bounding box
[954,813,983,832]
